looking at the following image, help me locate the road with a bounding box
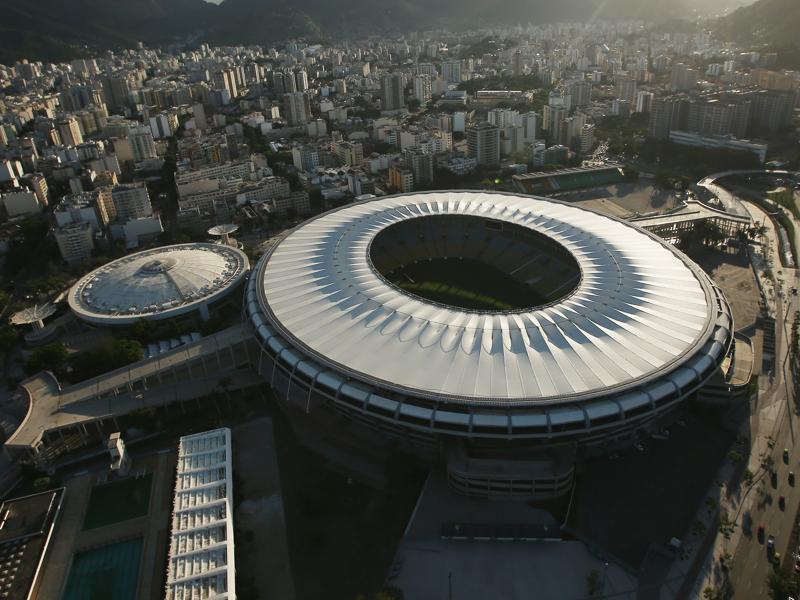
[723,190,800,598]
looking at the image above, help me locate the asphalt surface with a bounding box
[727,196,800,598]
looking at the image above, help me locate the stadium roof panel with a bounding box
[256,191,722,406]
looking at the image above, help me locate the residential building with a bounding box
[405,148,434,186]
[55,221,94,264]
[414,75,432,104]
[292,146,321,171]
[381,73,406,111]
[111,183,153,221]
[389,166,414,192]
[282,92,311,126]
[56,116,83,146]
[467,122,500,166]
[669,131,767,163]
[129,125,158,162]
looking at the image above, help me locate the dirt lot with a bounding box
[684,246,761,333]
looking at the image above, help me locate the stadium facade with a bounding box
[245,191,735,499]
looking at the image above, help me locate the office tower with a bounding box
[56,117,83,147]
[381,73,405,111]
[413,75,432,104]
[467,122,500,166]
[282,92,311,126]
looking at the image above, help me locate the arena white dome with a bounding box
[246,192,733,448]
[69,243,249,326]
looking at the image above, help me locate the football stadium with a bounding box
[246,191,735,498]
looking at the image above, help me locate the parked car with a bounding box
[758,525,766,542]
[780,495,786,510]
[784,448,790,463]
[789,471,795,486]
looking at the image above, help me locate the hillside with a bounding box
[0,0,744,64]
[0,0,218,64]
[715,0,800,46]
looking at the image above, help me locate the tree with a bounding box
[653,171,673,190]
[0,326,20,353]
[586,569,602,596]
[129,318,156,343]
[407,98,421,112]
[622,166,639,181]
[767,568,796,599]
[68,338,143,381]
[24,342,69,377]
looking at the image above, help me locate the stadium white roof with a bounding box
[68,243,249,325]
[166,427,235,600]
[258,191,720,405]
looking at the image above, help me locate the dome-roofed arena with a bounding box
[69,243,249,326]
[246,191,734,498]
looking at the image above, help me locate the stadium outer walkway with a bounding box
[4,323,260,467]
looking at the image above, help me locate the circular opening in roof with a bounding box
[138,257,178,275]
[368,214,581,312]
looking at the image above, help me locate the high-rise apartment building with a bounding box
[56,117,83,147]
[670,63,698,91]
[441,60,462,84]
[413,75,432,104]
[111,183,153,221]
[404,148,434,186]
[565,80,592,108]
[282,92,311,126]
[129,126,158,162]
[615,78,638,103]
[648,96,689,139]
[381,73,406,111]
[467,122,500,166]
